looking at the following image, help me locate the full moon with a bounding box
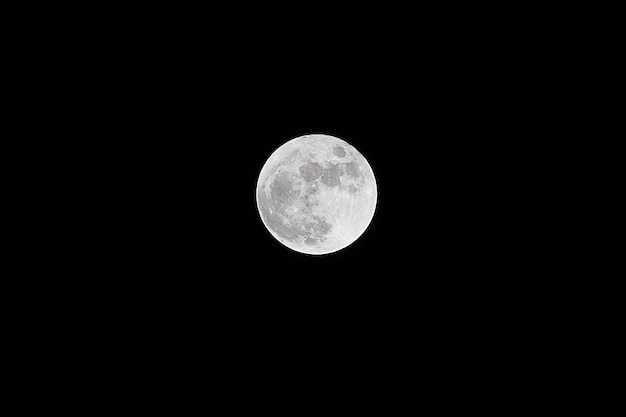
[256,134,377,255]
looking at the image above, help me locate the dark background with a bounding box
[3,3,625,416]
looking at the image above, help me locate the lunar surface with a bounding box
[256,134,377,255]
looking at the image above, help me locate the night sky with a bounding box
[4,4,625,415]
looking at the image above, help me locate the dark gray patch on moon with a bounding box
[270,172,298,206]
[320,163,343,187]
[300,215,332,244]
[302,184,319,211]
[266,214,302,241]
[333,146,346,157]
[258,176,332,246]
[299,161,323,182]
[257,187,301,242]
[343,161,360,178]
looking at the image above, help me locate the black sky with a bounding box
[4,3,625,416]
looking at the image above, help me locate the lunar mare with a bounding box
[256,134,377,255]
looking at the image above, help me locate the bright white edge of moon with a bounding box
[256,133,378,255]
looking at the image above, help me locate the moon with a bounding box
[256,134,378,255]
